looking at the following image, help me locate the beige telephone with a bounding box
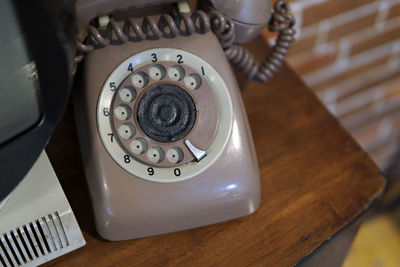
[74,0,295,241]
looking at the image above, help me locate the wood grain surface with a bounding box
[45,36,386,266]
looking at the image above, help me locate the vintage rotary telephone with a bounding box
[74,0,295,240]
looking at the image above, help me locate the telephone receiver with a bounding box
[74,0,295,241]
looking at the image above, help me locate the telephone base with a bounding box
[75,32,260,241]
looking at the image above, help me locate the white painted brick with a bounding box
[375,1,391,31]
[338,39,351,61]
[299,1,382,40]
[321,66,399,105]
[342,94,400,131]
[377,118,393,140]
[335,86,384,117]
[326,102,337,115]
[368,138,399,169]
[289,16,400,69]
[304,38,400,86]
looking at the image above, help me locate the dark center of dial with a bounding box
[137,83,196,142]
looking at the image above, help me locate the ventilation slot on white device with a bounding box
[0,212,70,266]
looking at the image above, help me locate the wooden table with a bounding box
[45,36,386,266]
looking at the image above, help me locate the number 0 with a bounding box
[174,168,181,176]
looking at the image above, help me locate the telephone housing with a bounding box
[74,0,272,241]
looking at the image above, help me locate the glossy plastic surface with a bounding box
[75,32,260,240]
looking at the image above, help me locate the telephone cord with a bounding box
[75,0,295,83]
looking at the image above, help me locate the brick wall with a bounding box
[264,0,400,170]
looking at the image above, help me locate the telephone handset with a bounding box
[74,0,295,240]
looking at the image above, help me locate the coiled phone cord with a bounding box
[75,0,295,82]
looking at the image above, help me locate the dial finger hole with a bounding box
[118,123,136,139]
[147,146,164,163]
[119,86,137,102]
[114,104,132,120]
[168,65,185,81]
[131,72,149,89]
[129,138,148,155]
[149,64,166,81]
[184,74,202,90]
[166,147,183,164]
